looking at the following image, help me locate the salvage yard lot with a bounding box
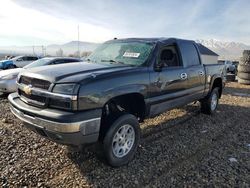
[0,82,249,187]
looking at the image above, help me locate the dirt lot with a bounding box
[0,82,250,187]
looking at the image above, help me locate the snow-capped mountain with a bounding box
[196,39,250,60]
[0,39,249,60]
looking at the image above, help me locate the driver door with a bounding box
[149,44,189,116]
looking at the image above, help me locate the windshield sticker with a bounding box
[123,52,140,58]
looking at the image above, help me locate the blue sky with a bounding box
[0,0,249,46]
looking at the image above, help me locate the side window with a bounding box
[179,43,200,67]
[22,56,28,61]
[158,45,180,67]
[17,57,23,61]
[27,56,38,61]
[53,60,64,64]
[63,59,74,64]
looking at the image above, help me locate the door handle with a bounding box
[198,71,204,76]
[180,73,188,80]
[154,79,163,85]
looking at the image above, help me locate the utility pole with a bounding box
[77,25,80,57]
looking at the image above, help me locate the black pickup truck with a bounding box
[9,38,225,166]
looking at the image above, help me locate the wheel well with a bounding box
[212,78,222,98]
[99,93,145,140]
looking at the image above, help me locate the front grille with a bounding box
[19,90,46,104]
[19,76,51,90]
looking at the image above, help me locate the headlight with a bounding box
[52,83,80,95]
[0,74,18,80]
[50,83,79,110]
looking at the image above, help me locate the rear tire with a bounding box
[102,114,140,167]
[200,87,219,115]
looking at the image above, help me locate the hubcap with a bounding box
[112,124,135,158]
[211,93,218,111]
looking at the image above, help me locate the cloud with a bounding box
[0,0,250,45]
[0,0,115,45]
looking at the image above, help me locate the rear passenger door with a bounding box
[178,41,206,100]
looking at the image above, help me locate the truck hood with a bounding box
[20,62,134,83]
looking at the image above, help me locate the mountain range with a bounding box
[0,39,249,60]
[196,39,250,60]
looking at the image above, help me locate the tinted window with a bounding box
[22,56,28,61]
[24,58,52,69]
[52,59,77,64]
[53,60,67,64]
[158,45,180,67]
[17,57,24,61]
[180,43,200,67]
[27,56,38,61]
[65,59,80,63]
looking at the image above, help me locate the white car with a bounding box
[0,57,81,93]
[0,55,39,69]
[12,55,39,68]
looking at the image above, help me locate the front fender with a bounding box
[209,74,223,92]
[78,83,147,110]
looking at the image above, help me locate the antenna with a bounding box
[78,25,80,57]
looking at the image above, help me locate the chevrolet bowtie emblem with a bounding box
[23,85,32,95]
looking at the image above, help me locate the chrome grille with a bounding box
[19,76,51,90]
[18,76,51,107]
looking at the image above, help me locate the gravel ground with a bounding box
[0,82,250,187]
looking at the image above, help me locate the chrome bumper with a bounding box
[10,105,101,134]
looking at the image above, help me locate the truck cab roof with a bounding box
[106,37,195,44]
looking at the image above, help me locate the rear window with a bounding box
[53,59,80,64]
[179,43,200,67]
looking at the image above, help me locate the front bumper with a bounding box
[8,93,102,146]
[0,78,17,93]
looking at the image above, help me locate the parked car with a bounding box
[5,55,16,60]
[0,55,39,69]
[0,57,81,94]
[218,60,236,73]
[9,38,225,167]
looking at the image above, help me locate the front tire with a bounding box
[200,87,219,115]
[103,114,140,167]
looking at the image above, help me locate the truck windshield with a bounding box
[87,42,154,66]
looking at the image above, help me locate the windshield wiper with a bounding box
[101,59,125,65]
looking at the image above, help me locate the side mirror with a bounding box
[16,59,22,62]
[154,62,164,72]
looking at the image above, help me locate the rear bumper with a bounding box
[0,79,17,93]
[8,93,102,146]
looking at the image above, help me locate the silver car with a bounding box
[0,57,81,94]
